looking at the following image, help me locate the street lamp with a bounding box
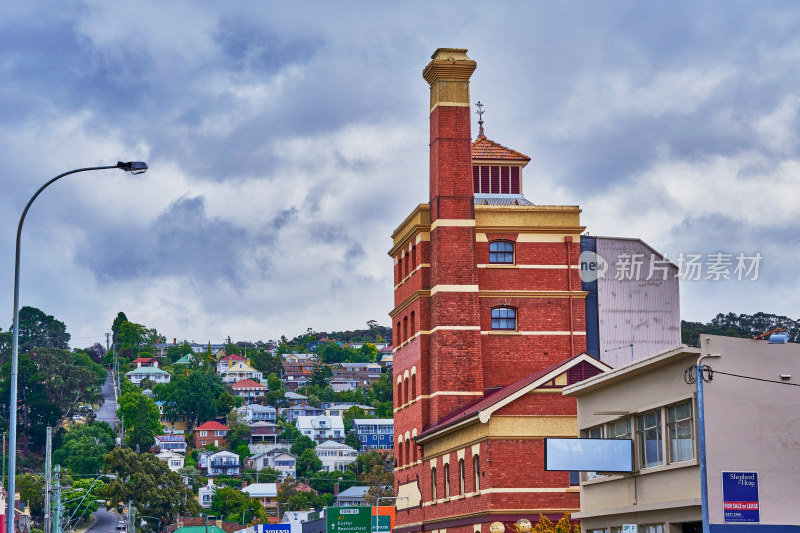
[7,162,147,533]
[140,515,161,533]
[696,353,721,533]
[375,497,407,533]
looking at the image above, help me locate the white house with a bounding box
[198,478,217,508]
[156,450,185,472]
[125,366,171,386]
[296,415,345,444]
[207,450,241,476]
[314,440,357,472]
[248,449,297,480]
[236,404,277,424]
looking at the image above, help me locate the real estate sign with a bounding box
[327,507,372,533]
[722,471,760,523]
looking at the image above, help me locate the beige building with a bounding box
[563,334,800,533]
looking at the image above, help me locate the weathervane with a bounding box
[475,101,485,137]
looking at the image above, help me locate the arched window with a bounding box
[491,307,517,330]
[431,467,437,500]
[489,240,514,264]
[397,255,403,282]
[397,381,402,405]
[404,252,410,278]
[396,321,401,345]
[411,245,417,270]
[410,311,416,337]
[403,316,408,342]
[403,377,409,405]
[411,375,417,401]
[474,454,480,491]
[405,440,411,466]
[444,463,450,498]
[459,459,465,494]
[412,441,417,463]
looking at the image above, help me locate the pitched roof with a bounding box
[125,366,168,375]
[221,354,245,363]
[221,361,258,373]
[196,421,230,431]
[232,379,266,389]
[242,483,278,497]
[132,357,155,363]
[417,353,612,441]
[471,135,531,161]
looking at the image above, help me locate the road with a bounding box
[88,507,122,533]
[94,371,118,428]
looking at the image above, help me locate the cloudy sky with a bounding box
[2,1,800,347]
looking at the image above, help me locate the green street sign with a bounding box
[372,515,391,533]
[326,507,372,533]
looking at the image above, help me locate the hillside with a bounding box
[681,312,799,346]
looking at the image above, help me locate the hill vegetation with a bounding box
[681,312,800,346]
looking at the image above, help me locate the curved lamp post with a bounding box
[140,515,161,533]
[7,162,147,533]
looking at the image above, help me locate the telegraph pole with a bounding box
[51,465,61,533]
[44,428,52,533]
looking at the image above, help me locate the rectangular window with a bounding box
[584,426,603,479]
[637,410,663,469]
[444,464,450,498]
[500,166,510,194]
[510,167,520,194]
[490,166,500,193]
[473,166,479,194]
[639,525,664,533]
[608,418,631,439]
[480,166,490,193]
[667,401,694,463]
[199,431,207,437]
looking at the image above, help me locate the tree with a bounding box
[216,391,241,414]
[154,371,225,432]
[53,422,116,475]
[111,312,129,346]
[529,514,580,533]
[102,448,200,523]
[32,348,104,423]
[308,469,356,494]
[267,373,282,391]
[250,351,284,377]
[227,408,251,451]
[209,487,266,524]
[345,431,361,451]
[343,406,370,432]
[14,306,70,353]
[309,358,333,388]
[118,382,161,451]
[290,435,316,457]
[63,478,107,523]
[166,343,193,363]
[296,448,323,478]
[277,478,324,511]
[16,473,44,518]
[118,321,150,357]
[85,343,106,364]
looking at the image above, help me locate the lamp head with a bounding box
[117,161,148,175]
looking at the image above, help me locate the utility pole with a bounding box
[44,428,52,533]
[106,333,111,355]
[51,465,61,533]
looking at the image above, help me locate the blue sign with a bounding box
[722,471,759,523]
[253,525,291,533]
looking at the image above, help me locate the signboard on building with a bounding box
[544,438,633,472]
[326,507,371,533]
[251,525,292,533]
[621,524,637,533]
[722,471,760,523]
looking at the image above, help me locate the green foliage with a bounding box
[102,448,201,523]
[235,443,251,462]
[216,391,242,414]
[63,478,107,521]
[111,312,129,346]
[344,431,361,451]
[209,487,266,524]
[280,419,302,441]
[309,359,333,387]
[315,343,371,365]
[350,450,390,479]
[308,469,356,493]
[343,406,371,432]
[53,422,116,475]
[296,448,323,478]
[277,478,326,511]
[14,305,70,353]
[250,351,284,378]
[118,385,161,451]
[681,312,800,346]
[154,371,225,431]
[290,435,316,457]
[118,321,150,358]
[0,353,60,450]
[16,473,44,518]
[267,373,282,391]
[166,343,193,363]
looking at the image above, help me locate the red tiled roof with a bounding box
[471,135,530,161]
[417,354,609,440]
[132,357,154,363]
[196,421,230,431]
[232,379,266,389]
[221,354,245,362]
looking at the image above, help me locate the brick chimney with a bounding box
[421,48,483,422]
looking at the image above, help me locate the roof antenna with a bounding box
[475,101,485,137]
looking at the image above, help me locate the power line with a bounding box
[710,369,800,387]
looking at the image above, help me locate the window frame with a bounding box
[444,463,450,498]
[637,409,664,469]
[491,306,517,331]
[431,466,437,500]
[473,454,480,492]
[667,401,694,464]
[489,240,515,264]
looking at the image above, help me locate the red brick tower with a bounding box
[390,49,609,533]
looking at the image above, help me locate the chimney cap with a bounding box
[430,48,471,61]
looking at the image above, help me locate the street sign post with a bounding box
[327,507,372,533]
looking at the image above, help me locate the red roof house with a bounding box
[195,421,231,449]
